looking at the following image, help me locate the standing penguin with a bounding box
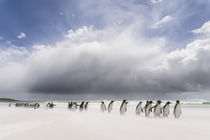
[144,101,149,113]
[68,102,72,110]
[71,102,77,111]
[84,102,89,111]
[136,101,143,115]
[150,100,162,117]
[120,100,128,115]
[174,100,182,118]
[101,101,106,112]
[145,101,153,117]
[162,101,171,117]
[108,101,114,113]
[79,101,85,111]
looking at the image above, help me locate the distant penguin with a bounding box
[101,101,106,112]
[174,100,182,118]
[144,101,149,113]
[120,100,128,115]
[145,101,153,117]
[71,102,77,111]
[49,102,56,109]
[79,101,85,111]
[151,100,162,117]
[68,102,72,110]
[136,101,143,115]
[162,101,171,117]
[108,101,114,113]
[84,102,89,111]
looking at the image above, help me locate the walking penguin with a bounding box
[174,100,182,118]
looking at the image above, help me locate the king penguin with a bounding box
[108,101,114,113]
[120,100,128,115]
[71,102,77,111]
[85,102,89,111]
[136,101,143,115]
[145,101,153,117]
[174,100,182,118]
[101,101,106,112]
[150,100,162,117]
[79,101,85,111]
[162,101,171,117]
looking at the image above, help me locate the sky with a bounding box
[1,0,210,100]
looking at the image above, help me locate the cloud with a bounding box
[151,0,164,4]
[152,16,174,28]
[192,20,210,35]
[0,22,210,100]
[1,1,210,100]
[0,37,3,40]
[17,32,26,39]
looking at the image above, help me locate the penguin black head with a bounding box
[157,100,161,104]
[149,101,153,104]
[176,100,180,104]
[166,101,171,104]
[139,101,142,104]
[101,101,105,104]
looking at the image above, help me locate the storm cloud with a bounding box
[1,0,210,100]
[0,23,210,100]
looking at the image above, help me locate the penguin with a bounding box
[46,102,51,108]
[145,101,153,117]
[174,100,182,118]
[71,102,77,111]
[79,101,85,111]
[68,102,72,110]
[101,101,106,112]
[143,101,149,113]
[120,100,128,115]
[108,101,114,113]
[84,102,89,111]
[136,101,143,115]
[49,102,56,109]
[150,100,162,117]
[162,101,171,117]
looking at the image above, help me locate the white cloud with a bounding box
[0,36,3,40]
[152,16,174,28]
[0,23,210,100]
[17,32,26,39]
[192,21,210,35]
[151,0,163,4]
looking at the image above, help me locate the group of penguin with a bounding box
[10,100,181,118]
[101,100,182,118]
[67,101,89,111]
[11,102,40,109]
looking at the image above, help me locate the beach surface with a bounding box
[0,101,210,140]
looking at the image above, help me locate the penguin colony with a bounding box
[8,100,182,118]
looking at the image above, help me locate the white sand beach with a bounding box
[0,102,210,140]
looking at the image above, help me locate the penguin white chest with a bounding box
[136,104,142,115]
[101,104,106,112]
[120,103,127,114]
[154,105,161,116]
[108,103,113,112]
[163,105,170,117]
[145,104,152,116]
[174,104,181,118]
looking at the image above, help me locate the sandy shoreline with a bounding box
[0,103,210,140]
